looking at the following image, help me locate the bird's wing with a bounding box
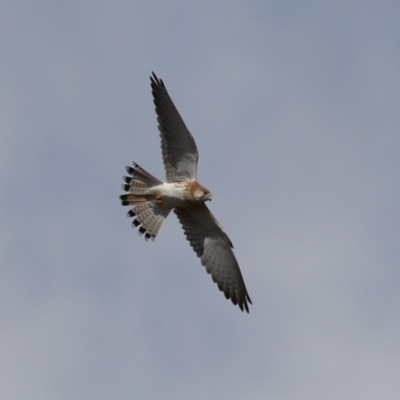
[174,204,252,312]
[150,73,199,182]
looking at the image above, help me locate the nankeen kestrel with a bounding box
[120,73,252,312]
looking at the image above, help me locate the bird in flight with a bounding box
[120,73,252,312]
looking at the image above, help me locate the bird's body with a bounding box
[123,180,211,207]
[152,181,212,206]
[120,73,252,312]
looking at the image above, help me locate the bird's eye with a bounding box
[196,189,206,199]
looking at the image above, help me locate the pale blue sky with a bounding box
[1,1,400,399]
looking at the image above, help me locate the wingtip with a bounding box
[150,72,165,88]
[243,299,251,313]
[225,287,252,313]
[237,296,252,313]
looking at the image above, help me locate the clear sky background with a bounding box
[1,1,400,399]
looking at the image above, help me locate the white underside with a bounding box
[148,182,190,208]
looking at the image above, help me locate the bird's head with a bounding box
[194,185,212,202]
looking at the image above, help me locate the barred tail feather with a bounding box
[125,162,162,187]
[126,202,171,241]
[120,162,170,240]
[120,194,148,205]
[121,161,162,202]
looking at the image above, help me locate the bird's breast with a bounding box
[150,182,193,208]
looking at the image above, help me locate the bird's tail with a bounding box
[120,162,171,241]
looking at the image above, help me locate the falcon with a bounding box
[120,73,252,312]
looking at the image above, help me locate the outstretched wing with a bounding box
[174,204,252,312]
[150,72,199,182]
